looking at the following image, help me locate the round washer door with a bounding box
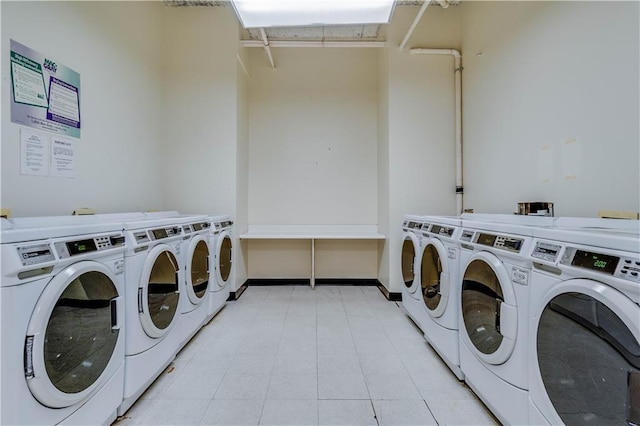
[25,260,122,408]
[186,236,210,305]
[460,251,518,364]
[139,244,180,338]
[421,238,450,318]
[401,233,420,294]
[533,279,640,425]
[215,231,232,289]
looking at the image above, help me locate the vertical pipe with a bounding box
[454,55,463,215]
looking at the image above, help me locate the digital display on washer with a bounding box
[476,233,497,247]
[571,250,619,275]
[152,228,168,239]
[67,239,97,256]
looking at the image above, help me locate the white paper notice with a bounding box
[20,129,49,176]
[51,136,75,178]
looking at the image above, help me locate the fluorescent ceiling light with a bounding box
[231,0,396,29]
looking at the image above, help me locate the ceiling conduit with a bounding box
[260,28,276,68]
[411,48,464,215]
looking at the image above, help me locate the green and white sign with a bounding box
[10,40,81,138]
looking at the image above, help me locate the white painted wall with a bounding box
[1,1,165,216]
[235,49,250,287]
[377,45,391,287]
[382,5,462,292]
[161,6,248,290]
[246,47,380,280]
[248,48,379,226]
[161,6,240,215]
[461,1,640,217]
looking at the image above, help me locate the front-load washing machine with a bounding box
[457,219,536,425]
[176,216,213,350]
[118,217,186,415]
[1,218,126,425]
[420,215,464,380]
[206,215,233,323]
[400,215,431,333]
[528,226,640,425]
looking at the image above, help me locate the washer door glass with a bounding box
[537,292,640,425]
[219,235,232,283]
[148,250,179,330]
[461,259,505,355]
[401,237,415,288]
[189,239,209,302]
[421,244,443,311]
[44,271,119,394]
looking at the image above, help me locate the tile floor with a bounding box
[114,285,498,426]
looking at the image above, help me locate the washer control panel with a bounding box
[149,226,181,241]
[192,222,210,231]
[459,229,475,242]
[402,220,422,232]
[133,231,150,245]
[17,243,55,266]
[430,224,455,237]
[474,232,524,253]
[531,241,563,263]
[55,233,125,259]
[560,246,640,283]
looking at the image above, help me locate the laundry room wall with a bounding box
[380,5,462,292]
[160,5,249,290]
[377,45,391,288]
[1,1,165,216]
[235,48,250,287]
[246,47,380,279]
[461,1,640,217]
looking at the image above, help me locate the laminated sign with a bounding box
[10,39,81,138]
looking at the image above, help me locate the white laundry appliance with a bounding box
[460,213,556,228]
[528,226,640,425]
[400,215,431,332]
[206,215,233,323]
[554,216,640,230]
[457,219,536,425]
[176,216,213,350]
[118,216,186,415]
[420,215,464,380]
[1,218,126,425]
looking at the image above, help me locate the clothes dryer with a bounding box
[207,216,233,323]
[400,215,430,332]
[118,217,185,415]
[176,216,213,350]
[420,215,464,380]
[457,219,536,425]
[528,227,640,425]
[1,218,126,425]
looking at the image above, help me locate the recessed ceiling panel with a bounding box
[231,0,395,28]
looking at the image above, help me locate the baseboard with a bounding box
[247,278,311,286]
[228,281,248,301]
[231,279,401,302]
[314,278,380,286]
[377,283,402,302]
